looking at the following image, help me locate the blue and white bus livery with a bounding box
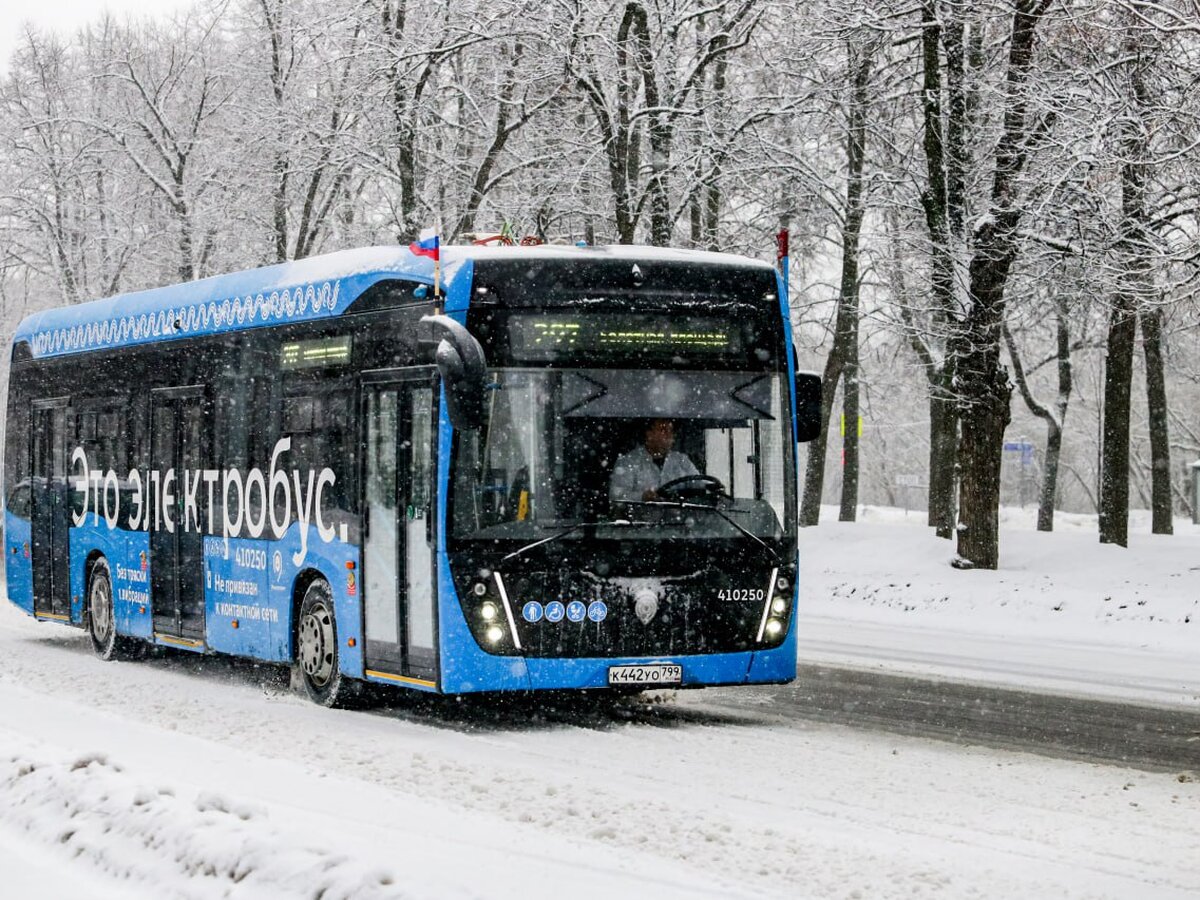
[3,245,820,706]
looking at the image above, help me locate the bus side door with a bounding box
[30,399,71,620]
[360,372,437,684]
[150,388,209,641]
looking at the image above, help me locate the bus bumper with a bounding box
[522,641,797,691]
[440,630,798,694]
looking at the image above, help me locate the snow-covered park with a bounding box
[2,0,1200,895]
[801,506,1200,707]
[2,508,1196,899]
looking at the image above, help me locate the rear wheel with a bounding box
[295,579,358,708]
[87,558,141,661]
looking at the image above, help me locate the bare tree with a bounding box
[564,0,762,245]
[1004,296,1073,531]
[97,10,234,281]
[800,31,876,525]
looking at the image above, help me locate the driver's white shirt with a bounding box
[609,446,699,503]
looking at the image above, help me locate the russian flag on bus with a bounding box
[409,231,440,261]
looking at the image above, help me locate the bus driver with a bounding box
[609,418,699,503]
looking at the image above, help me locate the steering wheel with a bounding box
[657,474,727,501]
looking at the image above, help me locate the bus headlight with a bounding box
[472,581,488,597]
[480,602,498,621]
[770,597,787,615]
[776,575,789,592]
[764,619,783,638]
[485,625,505,644]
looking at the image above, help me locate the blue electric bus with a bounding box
[3,245,820,706]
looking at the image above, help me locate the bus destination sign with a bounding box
[508,313,739,361]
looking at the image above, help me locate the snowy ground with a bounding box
[1,508,1197,898]
[800,506,1200,707]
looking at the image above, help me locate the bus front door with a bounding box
[150,389,208,642]
[30,400,71,620]
[361,375,436,685]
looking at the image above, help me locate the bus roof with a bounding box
[12,244,774,360]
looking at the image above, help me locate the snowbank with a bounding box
[800,505,1199,647]
[0,739,402,899]
[797,506,1200,704]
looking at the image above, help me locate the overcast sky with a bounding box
[0,0,195,70]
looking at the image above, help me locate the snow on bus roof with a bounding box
[12,244,774,360]
[454,243,773,267]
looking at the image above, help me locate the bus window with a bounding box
[452,369,794,543]
[281,384,357,534]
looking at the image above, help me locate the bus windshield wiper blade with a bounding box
[501,520,655,564]
[624,499,779,563]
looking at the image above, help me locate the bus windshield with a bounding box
[451,368,794,543]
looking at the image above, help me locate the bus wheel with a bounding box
[296,579,357,708]
[87,558,140,661]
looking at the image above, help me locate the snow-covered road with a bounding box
[2,598,1198,899]
[4,510,1198,897]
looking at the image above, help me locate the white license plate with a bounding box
[607,664,682,686]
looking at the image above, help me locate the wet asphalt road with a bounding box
[694,664,1200,774]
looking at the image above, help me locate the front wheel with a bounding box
[295,579,358,708]
[87,558,141,661]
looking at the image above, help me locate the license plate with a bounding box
[607,664,682,686]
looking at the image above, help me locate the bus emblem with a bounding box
[633,590,658,625]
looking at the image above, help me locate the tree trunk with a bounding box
[951,0,1047,569]
[840,370,859,522]
[918,0,961,539]
[619,3,670,246]
[1141,306,1172,534]
[928,385,958,538]
[1039,419,1063,531]
[703,43,725,253]
[799,37,873,526]
[1100,22,1152,548]
[837,39,873,522]
[954,274,1013,568]
[261,0,289,263]
[1005,308,1071,533]
[177,196,195,282]
[955,371,1009,569]
[887,197,957,538]
[1036,305,1072,531]
[1099,299,1137,545]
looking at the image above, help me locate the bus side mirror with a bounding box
[420,314,488,430]
[794,371,822,443]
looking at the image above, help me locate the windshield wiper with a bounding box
[501,520,657,564]
[623,499,780,564]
